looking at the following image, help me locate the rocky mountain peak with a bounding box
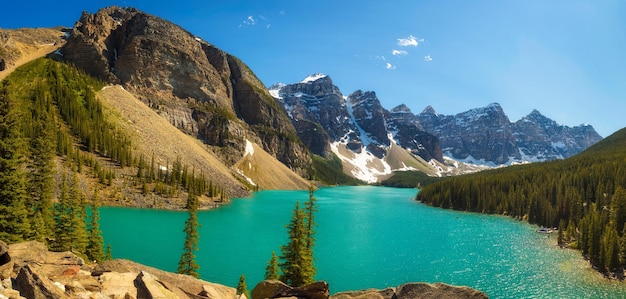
[421,105,437,115]
[390,104,413,113]
[61,6,312,176]
[417,102,602,165]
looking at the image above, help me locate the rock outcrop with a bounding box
[61,6,311,176]
[0,240,237,299]
[416,103,603,165]
[251,280,487,299]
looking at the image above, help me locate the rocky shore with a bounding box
[0,240,487,299]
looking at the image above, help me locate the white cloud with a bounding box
[424,55,433,62]
[397,35,421,47]
[243,16,256,25]
[392,49,408,56]
[386,63,396,70]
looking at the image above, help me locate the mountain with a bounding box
[271,74,602,181]
[59,6,311,179]
[271,74,444,183]
[416,103,602,165]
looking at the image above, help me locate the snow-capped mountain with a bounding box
[416,104,603,165]
[270,74,443,183]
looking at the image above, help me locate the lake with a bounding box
[99,186,626,298]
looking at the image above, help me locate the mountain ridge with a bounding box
[272,74,602,169]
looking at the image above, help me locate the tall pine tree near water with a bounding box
[0,82,32,243]
[85,189,105,263]
[264,251,280,280]
[279,199,316,287]
[178,189,200,278]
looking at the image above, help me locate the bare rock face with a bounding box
[14,265,68,299]
[61,6,311,175]
[387,105,443,162]
[271,77,443,163]
[417,103,602,165]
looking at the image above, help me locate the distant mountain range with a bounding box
[270,74,602,180]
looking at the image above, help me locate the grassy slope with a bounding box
[234,141,310,190]
[99,85,250,198]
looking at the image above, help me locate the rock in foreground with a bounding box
[0,240,238,299]
[251,280,487,299]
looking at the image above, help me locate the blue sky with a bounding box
[3,1,624,137]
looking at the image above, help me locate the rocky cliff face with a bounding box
[60,6,310,175]
[271,74,443,182]
[416,103,603,165]
[271,74,442,163]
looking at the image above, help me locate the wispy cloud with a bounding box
[397,35,423,47]
[239,14,274,29]
[386,63,396,70]
[424,55,433,62]
[392,49,408,56]
[243,16,256,26]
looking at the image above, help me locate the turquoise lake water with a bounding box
[99,186,626,298]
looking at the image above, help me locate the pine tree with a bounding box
[264,251,280,280]
[105,243,113,260]
[236,274,249,298]
[54,173,88,253]
[177,189,201,278]
[27,87,57,242]
[304,185,318,252]
[279,201,315,286]
[0,83,32,243]
[85,189,105,263]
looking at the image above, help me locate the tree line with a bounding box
[417,128,626,275]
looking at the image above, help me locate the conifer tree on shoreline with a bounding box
[178,188,201,278]
[276,187,318,286]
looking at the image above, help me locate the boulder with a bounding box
[99,271,139,299]
[329,283,487,299]
[251,280,329,299]
[0,241,13,280]
[330,288,396,299]
[251,280,291,299]
[0,58,6,71]
[98,259,236,298]
[13,264,68,299]
[395,282,487,299]
[135,271,179,299]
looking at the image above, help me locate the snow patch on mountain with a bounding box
[244,139,255,156]
[345,96,372,147]
[301,73,327,83]
[330,142,392,183]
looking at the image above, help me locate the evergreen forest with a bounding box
[0,58,228,258]
[417,127,626,276]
